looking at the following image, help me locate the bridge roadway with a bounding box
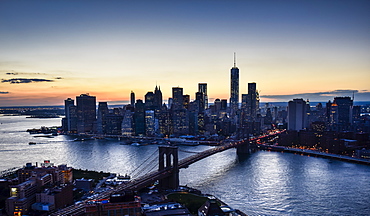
[51,131,282,215]
[257,144,370,165]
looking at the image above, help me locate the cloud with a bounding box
[1,70,46,75]
[6,72,18,75]
[1,78,54,84]
[261,89,370,101]
[0,91,9,94]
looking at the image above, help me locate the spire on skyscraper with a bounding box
[233,52,236,67]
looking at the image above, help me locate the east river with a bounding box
[0,115,370,215]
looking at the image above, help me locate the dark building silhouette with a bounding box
[195,92,205,112]
[183,94,190,110]
[172,87,183,110]
[246,82,259,121]
[153,85,163,110]
[133,99,145,136]
[97,102,109,134]
[130,91,135,106]
[198,83,208,109]
[76,94,96,133]
[158,104,172,136]
[172,109,189,135]
[230,53,239,114]
[221,99,227,110]
[62,98,77,133]
[145,91,154,109]
[105,114,124,135]
[330,96,353,131]
[288,98,308,131]
[145,110,155,136]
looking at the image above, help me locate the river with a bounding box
[0,115,369,215]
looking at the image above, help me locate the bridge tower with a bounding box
[236,140,251,154]
[158,146,179,189]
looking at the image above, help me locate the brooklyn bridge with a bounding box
[52,130,283,215]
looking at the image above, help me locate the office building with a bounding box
[76,94,96,133]
[198,83,208,109]
[97,102,109,134]
[183,94,190,110]
[172,87,183,110]
[195,92,205,112]
[246,82,259,121]
[145,110,155,136]
[133,100,145,136]
[62,98,77,134]
[145,91,154,109]
[153,85,163,110]
[105,114,124,135]
[288,98,308,131]
[122,109,134,136]
[332,96,353,131]
[230,53,239,114]
[130,91,135,106]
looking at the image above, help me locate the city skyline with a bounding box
[1,0,370,106]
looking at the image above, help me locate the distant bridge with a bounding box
[51,130,283,215]
[257,144,370,165]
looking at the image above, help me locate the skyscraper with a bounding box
[97,102,109,134]
[230,53,239,113]
[63,98,76,132]
[76,93,96,133]
[247,82,259,121]
[133,99,145,136]
[145,91,154,109]
[172,87,183,110]
[198,83,208,109]
[183,94,190,110]
[153,85,163,109]
[195,92,205,112]
[145,110,155,136]
[130,91,135,106]
[331,96,353,131]
[288,98,308,131]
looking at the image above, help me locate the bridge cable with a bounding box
[131,155,159,179]
[128,149,158,177]
[178,148,203,154]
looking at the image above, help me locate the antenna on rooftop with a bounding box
[233,52,236,67]
[353,91,355,101]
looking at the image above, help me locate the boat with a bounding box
[29,142,36,145]
[73,137,94,141]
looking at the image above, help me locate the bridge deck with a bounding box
[51,131,283,215]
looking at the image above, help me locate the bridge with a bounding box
[51,130,283,215]
[257,143,370,165]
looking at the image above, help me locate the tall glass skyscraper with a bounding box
[230,53,239,113]
[76,93,96,133]
[198,83,208,109]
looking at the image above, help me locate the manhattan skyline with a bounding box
[1,0,370,106]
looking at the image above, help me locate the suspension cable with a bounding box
[131,155,159,179]
[129,149,158,177]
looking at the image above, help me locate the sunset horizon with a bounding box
[1,0,369,106]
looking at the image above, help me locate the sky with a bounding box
[0,0,370,106]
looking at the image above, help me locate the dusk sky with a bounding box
[1,0,370,106]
